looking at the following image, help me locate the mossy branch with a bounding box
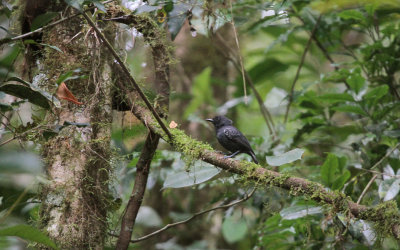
[82,12,172,140]
[123,93,400,239]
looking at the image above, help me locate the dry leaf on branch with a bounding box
[56,82,83,105]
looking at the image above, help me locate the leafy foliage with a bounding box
[1,0,400,248]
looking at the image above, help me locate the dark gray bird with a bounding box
[206,115,259,164]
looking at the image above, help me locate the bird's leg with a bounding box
[223,150,241,159]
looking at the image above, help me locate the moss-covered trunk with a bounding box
[21,2,114,248]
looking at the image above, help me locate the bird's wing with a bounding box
[223,127,252,150]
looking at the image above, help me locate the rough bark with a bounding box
[20,2,114,248]
[116,132,160,249]
[111,13,170,249]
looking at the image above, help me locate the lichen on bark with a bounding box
[19,2,114,248]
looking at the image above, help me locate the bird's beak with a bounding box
[205,118,213,123]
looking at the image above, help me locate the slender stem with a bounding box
[110,188,256,243]
[357,174,377,204]
[229,0,247,103]
[82,12,172,140]
[0,0,114,46]
[284,15,321,123]
[0,136,15,147]
[214,32,277,140]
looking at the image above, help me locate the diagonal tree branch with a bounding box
[85,9,400,242]
[115,84,400,239]
[284,15,321,123]
[0,0,114,46]
[116,131,160,249]
[110,12,171,249]
[82,12,172,140]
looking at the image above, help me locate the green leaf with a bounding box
[338,9,366,22]
[280,205,323,220]
[5,76,30,86]
[64,0,84,11]
[384,130,400,138]
[91,0,106,12]
[319,93,355,103]
[183,67,213,118]
[379,178,400,201]
[41,43,63,53]
[136,206,162,227]
[346,73,365,94]
[31,12,58,31]
[363,85,388,101]
[0,46,20,69]
[168,2,191,41]
[24,40,63,53]
[0,151,43,174]
[222,217,248,243]
[332,105,368,116]
[0,102,13,112]
[162,162,220,189]
[56,69,83,84]
[0,225,58,249]
[320,154,339,187]
[0,77,61,109]
[332,170,350,190]
[266,148,304,166]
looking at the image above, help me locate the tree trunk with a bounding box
[21,2,114,248]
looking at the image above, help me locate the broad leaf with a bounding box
[320,154,338,187]
[379,178,400,201]
[331,170,351,190]
[162,162,220,189]
[31,12,58,31]
[280,205,323,220]
[183,67,213,118]
[266,148,304,166]
[338,9,366,23]
[346,72,365,94]
[319,93,355,103]
[0,102,13,112]
[136,206,162,227]
[0,225,58,249]
[0,151,43,174]
[1,77,61,109]
[222,217,248,243]
[332,105,368,116]
[364,85,388,101]
[168,2,191,40]
[64,0,84,11]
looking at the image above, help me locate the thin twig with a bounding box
[0,185,31,224]
[370,143,400,170]
[357,174,378,204]
[214,32,277,140]
[0,136,15,147]
[296,15,351,89]
[347,142,400,186]
[0,0,114,46]
[229,0,247,104]
[110,188,256,243]
[284,15,321,123]
[82,12,172,140]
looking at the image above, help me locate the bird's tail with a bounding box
[248,151,259,164]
